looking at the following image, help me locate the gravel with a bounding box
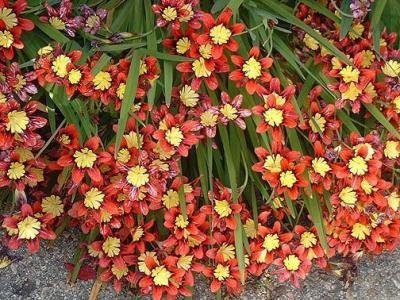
[1,233,399,300]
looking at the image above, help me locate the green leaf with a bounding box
[115,49,145,154]
[300,0,341,23]
[364,103,400,139]
[371,0,387,52]
[304,192,328,250]
[31,15,69,44]
[91,54,111,76]
[259,0,351,65]
[339,0,353,40]
[163,61,173,106]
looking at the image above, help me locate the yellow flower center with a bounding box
[17,216,41,240]
[52,55,71,78]
[351,223,371,240]
[0,92,7,104]
[353,143,374,160]
[139,60,148,75]
[84,188,105,209]
[7,162,25,180]
[331,57,342,70]
[111,264,128,280]
[242,57,262,79]
[162,189,179,209]
[220,103,238,120]
[388,192,400,211]
[272,197,284,209]
[41,195,64,217]
[214,199,232,217]
[219,243,236,261]
[342,82,361,101]
[86,15,100,29]
[102,236,121,257]
[6,110,29,134]
[0,30,13,48]
[93,71,112,91]
[393,96,400,113]
[179,3,194,22]
[116,83,126,100]
[263,108,283,126]
[175,214,189,229]
[37,45,54,56]
[263,154,283,173]
[0,8,17,29]
[150,266,172,288]
[14,147,34,163]
[209,24,231,45]
[73,148,97,168]
[213,264,230,281]
[339,187,357,206]
[131,226,144,241]
[192,57,211,78]
[165,126,184,146]
[384,141,400,159]
[348,156,368,175]
[360,179,373,194]
[176,37,191,54]
[117,148,131,163]
[68,69,82,84]
[200,110,218,127]
[138,252,159,275]
[179,85,199,107]
[339,66,360,83]
[59,134,71,145]
[243,219,257,238]
[262,233,280,252]
[359,50,375,68]
[177,255,193,271]
[162,6,177,21]
[283,254,301,271]
[199,43,213,59]
[349,23,364,40]
[382,60,400,78]
[300,232,317,248]
[123,131,143,149]
[127,165,149,187]
[13,74,26,92]
[279,170,297,188]
[303,33,319,50]
[312,157,331,177]
[309,113,326,133]
[49,16,66,30]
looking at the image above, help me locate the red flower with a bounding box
[249,221,293,276]
[153,112,201,157]
[252,79,298,148]
[201,181,242,231]
[230,47,273,95]
[252,146,308,200]
[196,8,245,59]
[0,0,34,60]
[163,203,207,257]
[0,150,45,191]
[57,136,111,186]
[273,244,312,288]
[218,92,251,129]
[199,258,243,295]
[299,87,340,145]
[152,0,201,31]
[2,203,56,253]
[0,100,47,150]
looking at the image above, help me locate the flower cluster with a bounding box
[1,1,400,299]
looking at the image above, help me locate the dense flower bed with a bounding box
[1,0,400,299]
